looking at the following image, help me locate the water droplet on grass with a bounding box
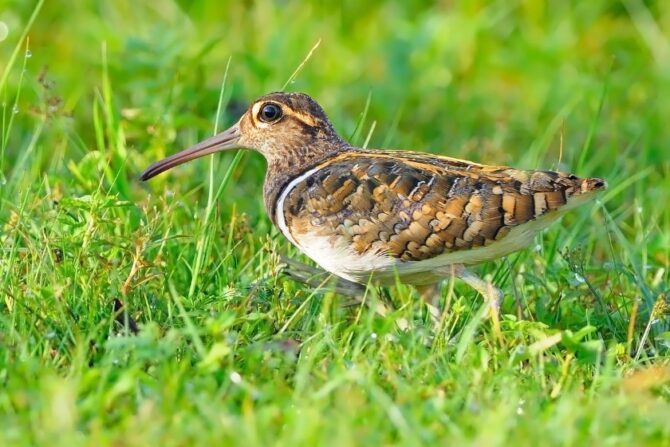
[568,273,585,286]
[0,22,8,42]
[516,399,525,415]
[12,105,18,114]
[230,371,242,384]
[25,49,32,58]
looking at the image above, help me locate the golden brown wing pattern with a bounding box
[282,150,606,262]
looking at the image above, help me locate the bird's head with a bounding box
[140,92,345,181]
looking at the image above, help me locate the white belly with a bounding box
[275,213,553,285]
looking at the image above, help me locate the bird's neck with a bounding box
[263,139,351,223]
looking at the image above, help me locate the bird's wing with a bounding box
[281,149,606,262]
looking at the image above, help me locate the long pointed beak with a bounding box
[139,123,241,181]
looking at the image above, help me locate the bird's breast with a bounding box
[274,163,396,283]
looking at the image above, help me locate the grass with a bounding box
[1,0,669,445]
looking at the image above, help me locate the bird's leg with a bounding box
[457,269,503,313]
[279,255,396,320]
[436,264,503,314]
[279,255,365,297]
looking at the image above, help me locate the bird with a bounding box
[140,92,607,307]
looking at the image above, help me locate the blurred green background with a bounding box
[3,0,668,190]
[1,0,669,445]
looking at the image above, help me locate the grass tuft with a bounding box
[1,1,669,445]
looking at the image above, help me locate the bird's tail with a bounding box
[580,177,608,193]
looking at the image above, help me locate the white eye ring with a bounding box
[258,103,282,123]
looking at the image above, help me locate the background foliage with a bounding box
[1,0,669,445]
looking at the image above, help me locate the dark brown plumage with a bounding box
[282,150,604,261]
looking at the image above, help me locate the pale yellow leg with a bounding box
[436,264,503,312]
[456,269,503,312]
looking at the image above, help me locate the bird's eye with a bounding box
[258,103,282,123]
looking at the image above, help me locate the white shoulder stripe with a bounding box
[275,165,323,248]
